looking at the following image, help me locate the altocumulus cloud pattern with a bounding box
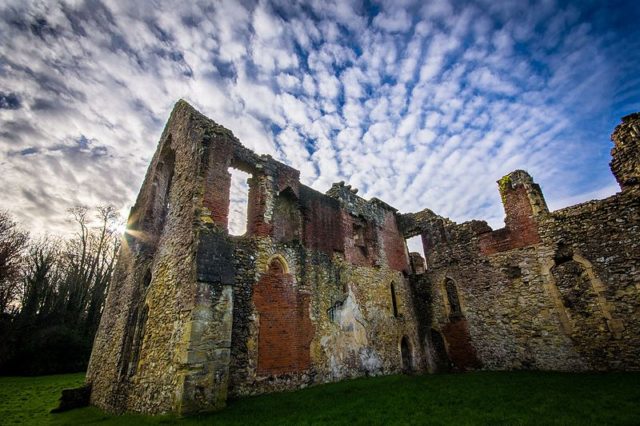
[0,0,639,236]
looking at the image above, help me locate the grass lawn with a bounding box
[1,371,639,425]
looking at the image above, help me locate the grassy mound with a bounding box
[1,371,639,424]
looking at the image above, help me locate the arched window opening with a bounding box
[147,143,175,238]
[228,168,250,236]
[119,305,138,378]
[391,282,399,318]
[445,278,462,319]
[128,304,149,377]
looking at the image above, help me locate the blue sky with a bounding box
[0,0,639,241]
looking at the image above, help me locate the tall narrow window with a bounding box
[391,282,399,317]
[228,168,250,236]
[128,304,149,377]
[406,235,427,272]
[145,144,176,235]
[445,278,462,319]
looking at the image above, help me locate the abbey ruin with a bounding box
[86,101,640,415]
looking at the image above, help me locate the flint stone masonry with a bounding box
[87,101,640,415]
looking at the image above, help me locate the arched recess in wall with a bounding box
[444,278,462,320]
[272,187,302,243]
[429,329,451,372]
[550,245,621,340]
[128,304,149,377]
[400,336,413,373]
[253,256,314,376]
[119,269,152,379]
[144,140,176,246]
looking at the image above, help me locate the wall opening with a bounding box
[401,336,413,373]
[127,304,149,377]
[429,329,451,372]
[406,235,426,271]
[146,143,175,239]
[445,278,462,319]
[228,168,251,236]
[391,282,399,317]
[352,217,368,256]
[273,187,301,243]
[143,269,152,288]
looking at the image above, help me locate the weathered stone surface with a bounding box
[87,101,423,415]
[86,102,640,416]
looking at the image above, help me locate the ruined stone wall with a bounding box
[227,182,422,397]
[88,102,206,413]
[406,161,640,372]
[89,101,423,415]
[89,102,640,416]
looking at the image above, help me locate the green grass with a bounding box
[1,372,639,425]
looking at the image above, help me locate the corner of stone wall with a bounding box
[611,112,640,192]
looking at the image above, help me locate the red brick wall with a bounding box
[479,185,541,255]
[246,175,271,237]
[203,139,233,229]
[381,211,410,272]
[442,319,482,371]
[253,260,314,376]
[272,191,301,243]
[300,186,344,255]
[343,213,378,267]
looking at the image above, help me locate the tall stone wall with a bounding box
[88,101,423,415]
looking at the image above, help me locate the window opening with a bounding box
[391,282,399,317]
[352,217,368,256]
[445,278,462,318]
[128,304,149,377]
[228,168,250,236]
[406,235,426,271]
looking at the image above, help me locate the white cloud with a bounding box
[0,0,631,239]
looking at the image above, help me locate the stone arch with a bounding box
[400,336,413,373]
[266,254,290,274]
[549,246,623,339]
[253,255,313,376]
[443,277,462,319]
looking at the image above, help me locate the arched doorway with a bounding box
[400,336,413,373]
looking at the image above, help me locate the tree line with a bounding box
[0,207,121,375]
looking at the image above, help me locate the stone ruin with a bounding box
[86,101,640,414]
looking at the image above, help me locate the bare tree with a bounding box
[0,211,28,314]
[62,205,120,334]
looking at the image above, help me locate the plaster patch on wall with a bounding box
[321,286,382,378]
